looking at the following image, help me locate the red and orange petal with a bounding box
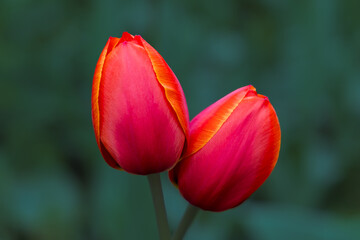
[140,37,189,140]
[92,32,189,173]
[91,37,123,170]
[97,37,185,174]
[182,85,256,158]
[92,39,109,146]
[92,36,123,143]
[173,94,280,211]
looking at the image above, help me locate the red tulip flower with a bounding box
[170,85,281,211]
[91,32,189,175]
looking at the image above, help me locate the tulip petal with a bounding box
[172,90,281,211]
[91,37,121,169]
[98,40,185,174]
[118,32,134,43]
[183,85,256,158]
[139,37,189,140]
[92,33,189,174]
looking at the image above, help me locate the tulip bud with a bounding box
[92,32,189,175]
[169,85,281,211]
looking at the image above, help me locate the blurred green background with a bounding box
[1,0,360,239]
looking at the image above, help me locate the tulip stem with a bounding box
[147,174,171,240]
[172,204,199,240]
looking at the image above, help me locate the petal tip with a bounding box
[121,32,134,39]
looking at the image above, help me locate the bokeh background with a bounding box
[1,0,360,239]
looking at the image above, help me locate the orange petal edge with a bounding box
[184,85,256,158]
[139,37,189,139]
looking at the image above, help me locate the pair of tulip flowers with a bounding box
[91,32,281,212]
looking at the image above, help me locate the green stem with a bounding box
[147,174,171,240]
[172,204,199,240]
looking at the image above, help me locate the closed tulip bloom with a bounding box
[170,85,280,211]
[92,32,189,175]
